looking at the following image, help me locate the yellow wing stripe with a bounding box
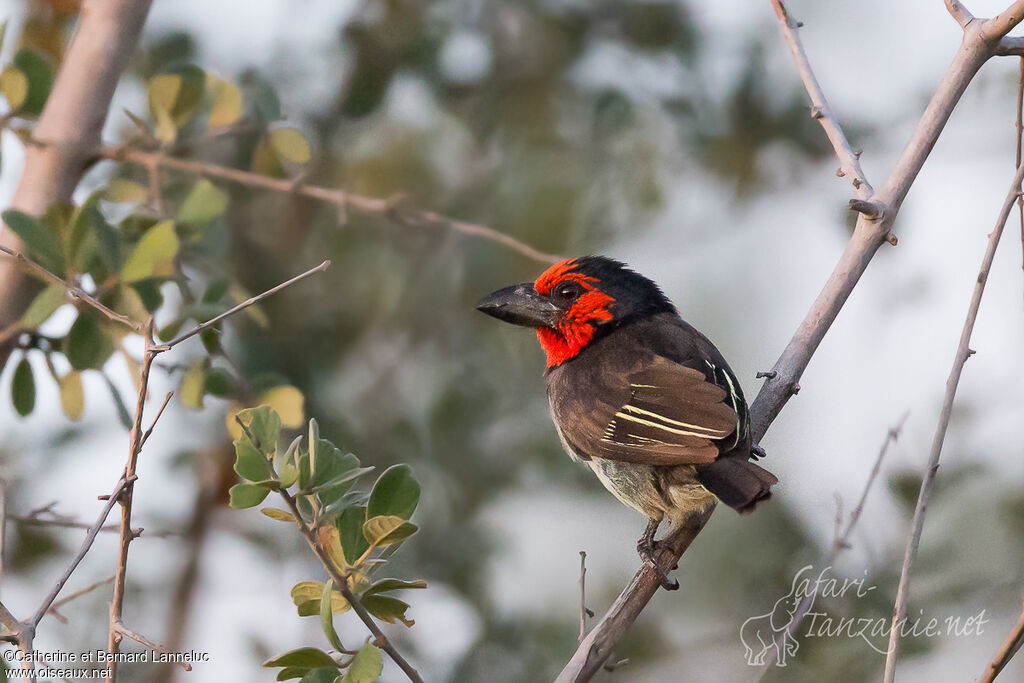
[620,405,731,437]
[612,409,727,440]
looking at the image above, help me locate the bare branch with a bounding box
[555,506,714,682]
[882,156,1024,683]
[278,490,425,683]
[113,620,192,672]
[160,260,331,349]
[0,244,143,333]
[981,0,1024,42]
[980,600,1024,682]
[28,476,132,627]
[945,0,976,28]
[105,146,561,265]
[46,576,115,622]
[768,0,874,199]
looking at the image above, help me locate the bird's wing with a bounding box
[592,357,739,465]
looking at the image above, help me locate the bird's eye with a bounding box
[554,282,583,301]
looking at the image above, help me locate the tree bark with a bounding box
[0,0,154,368]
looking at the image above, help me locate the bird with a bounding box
[476,256,777,589]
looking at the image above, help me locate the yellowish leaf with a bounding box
[258,385,304,428]
[58,371,84,421]
[270,128,311,164]
[0,65,27,110]
[207,76,242,128]
[121,221,179,283]
[103,179,149,203]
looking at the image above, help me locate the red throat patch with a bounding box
[534,259,615,368]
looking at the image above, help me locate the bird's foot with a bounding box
[637,537,679,591]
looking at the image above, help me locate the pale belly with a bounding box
[550,409,715,521]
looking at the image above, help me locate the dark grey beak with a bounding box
[476,283,560,328]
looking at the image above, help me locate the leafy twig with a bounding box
[277,489,424,683]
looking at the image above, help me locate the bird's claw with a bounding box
[637,541,679,591]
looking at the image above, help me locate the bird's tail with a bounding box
[696,458,777,513]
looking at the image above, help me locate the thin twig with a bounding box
[160,260,331,349]
[756,413,907,675]
[0,244,143,332]
[945,0,975,28]
[113,620,192,672]
[768,0,875,199]
[277,490,425,683]
[46,575,115,622]
[139,392,174,447]
[28,475,131,627]
[578,551,588,644]
[1016,57,1024,306]
[980,600,1024,682]
[103,146,561,265]
[882,156,1024,683]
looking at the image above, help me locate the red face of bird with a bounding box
[477,256,675,368]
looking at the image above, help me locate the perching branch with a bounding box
[277,489,425,683]
[556,3,1024,680]
[768,0,874,199]
[980,600,1024,682]
[102,146,561,265]
[882,152,1024,683]
[0,0,154,369]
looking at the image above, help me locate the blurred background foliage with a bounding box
[1,1,1022,682]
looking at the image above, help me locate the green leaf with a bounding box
[366,465,420,521]
[121,220,179,282]
[236,405,281,454]
[132,280,163,313]
[103,179,149,203]
[363,516,418,547]
[208,77,242,128]
[259,507,295,522]
[262,648,336,669]
[364,579,427,597]
[180,362,206,409]
[147,66,206,135]
[312,442,356,488]
[11,357,35,417]
[298,452,312,491]
[299,669,341,683]
[58,371,84,421]
[3,209,65,274]
[203,368,235,398]
[341,645,383,683]
[12,48,55,117]
[336,506,369,565]
[362,594,415,627]
[320,579,345,652]
[20,284,65,328]
[276,668,308,681]
[270,128,311,163]
[0,65,27,110]
[316,465,374,507]
[228,483,269,509]
[235,439,273,482]
[65,314,114,370]
[177,179,229,225]
[277,435,302,488]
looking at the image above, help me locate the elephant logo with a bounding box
[739,564,815,667]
